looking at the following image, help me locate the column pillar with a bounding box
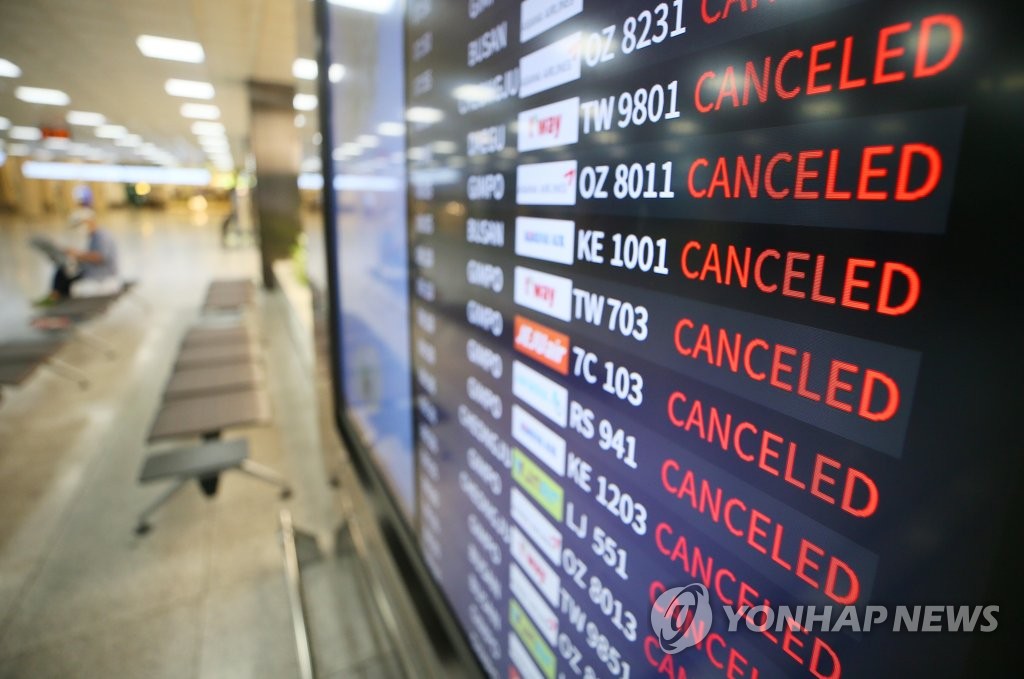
[247,81,301,289]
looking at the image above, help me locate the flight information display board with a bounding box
[400,1,1021,677]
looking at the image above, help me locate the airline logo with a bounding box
[515,216,575,264]
[509,631,546,679]
[514,315,570,375]
[520,0,584,43]
[510,598,557,679]
[513,360,568,428]
[512,447,565,521]
[520,32,582,98]
[517,97,580,152]
[511,525,561,606]
[516,160,577,206]
[510,565,558,648]
[514,266,573,321]
[512,405,566,476]
[511,487,563,565]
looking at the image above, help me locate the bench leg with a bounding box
[136,478,189,534]
[238,460,293,499]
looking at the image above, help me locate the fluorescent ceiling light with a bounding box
[67,143,93,157]
[377,121,404,136]
[0,58,21,78]
[199,138,229,150]
[453,84,495,102]
[96,124,128,139]
[67,111,106,126]
[406,106,443,124]
[137,35,205,63]
[9,126,42,141]
[191,121,225,136]
[328,64,346,83]
[22,161,211,185]
[181,103,221,120]
[293,94,318,111]
[293,58,317,80]
[15,86,70,106]
[44,137,70,149]
[165,78,215,99]
[432,140,457,154]
[327,0,396,15]
[0,116,10,131]
[294,114,306,128]
[115,134,143,147]
[357,134,379,148]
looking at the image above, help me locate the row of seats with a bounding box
[135,279,292,534]
[0,285,137,393]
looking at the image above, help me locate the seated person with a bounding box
[36,208,119,304]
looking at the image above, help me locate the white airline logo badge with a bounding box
[514,266,573,321]
[516,160,578,206]
[517,97,580,152]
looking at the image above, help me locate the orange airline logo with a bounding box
[514,315,570,375]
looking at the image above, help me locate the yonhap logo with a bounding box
[651,584,714,654]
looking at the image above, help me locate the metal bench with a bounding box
[148,389,271,441]
[135,439,291,534]
[164,363,261,400]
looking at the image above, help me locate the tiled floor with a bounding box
[0,208,397,678]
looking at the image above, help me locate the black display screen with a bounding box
[328,0,1024,677]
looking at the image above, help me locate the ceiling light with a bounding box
[191,121,225,136]
[137,35,205,63]
[294,114,306,128]
[67,111,106,126]
[67,143,93,157]
[15,86,70,106]
[406,106,443,124]
[377,121,404,136]
[7,143,30,157]
[44,137,70,150]
[0,116,10,131]
[0,58,21,78]
[199,137,229,149]
[293,58,317,80]
[165,79,215,100]
[293,94,318,111]
[22,161,211,185]
[115,134,143,147]
[357,134,379,148]
[9,126,42,141]
[197,142,229,154]
[453,84,495,102]
[96,124,128,139]
[327,0,396,14]
[181,103,221,120]
[312,132,322,146]
[329,64,346,83]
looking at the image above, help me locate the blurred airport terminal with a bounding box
[0,1,1020,678]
